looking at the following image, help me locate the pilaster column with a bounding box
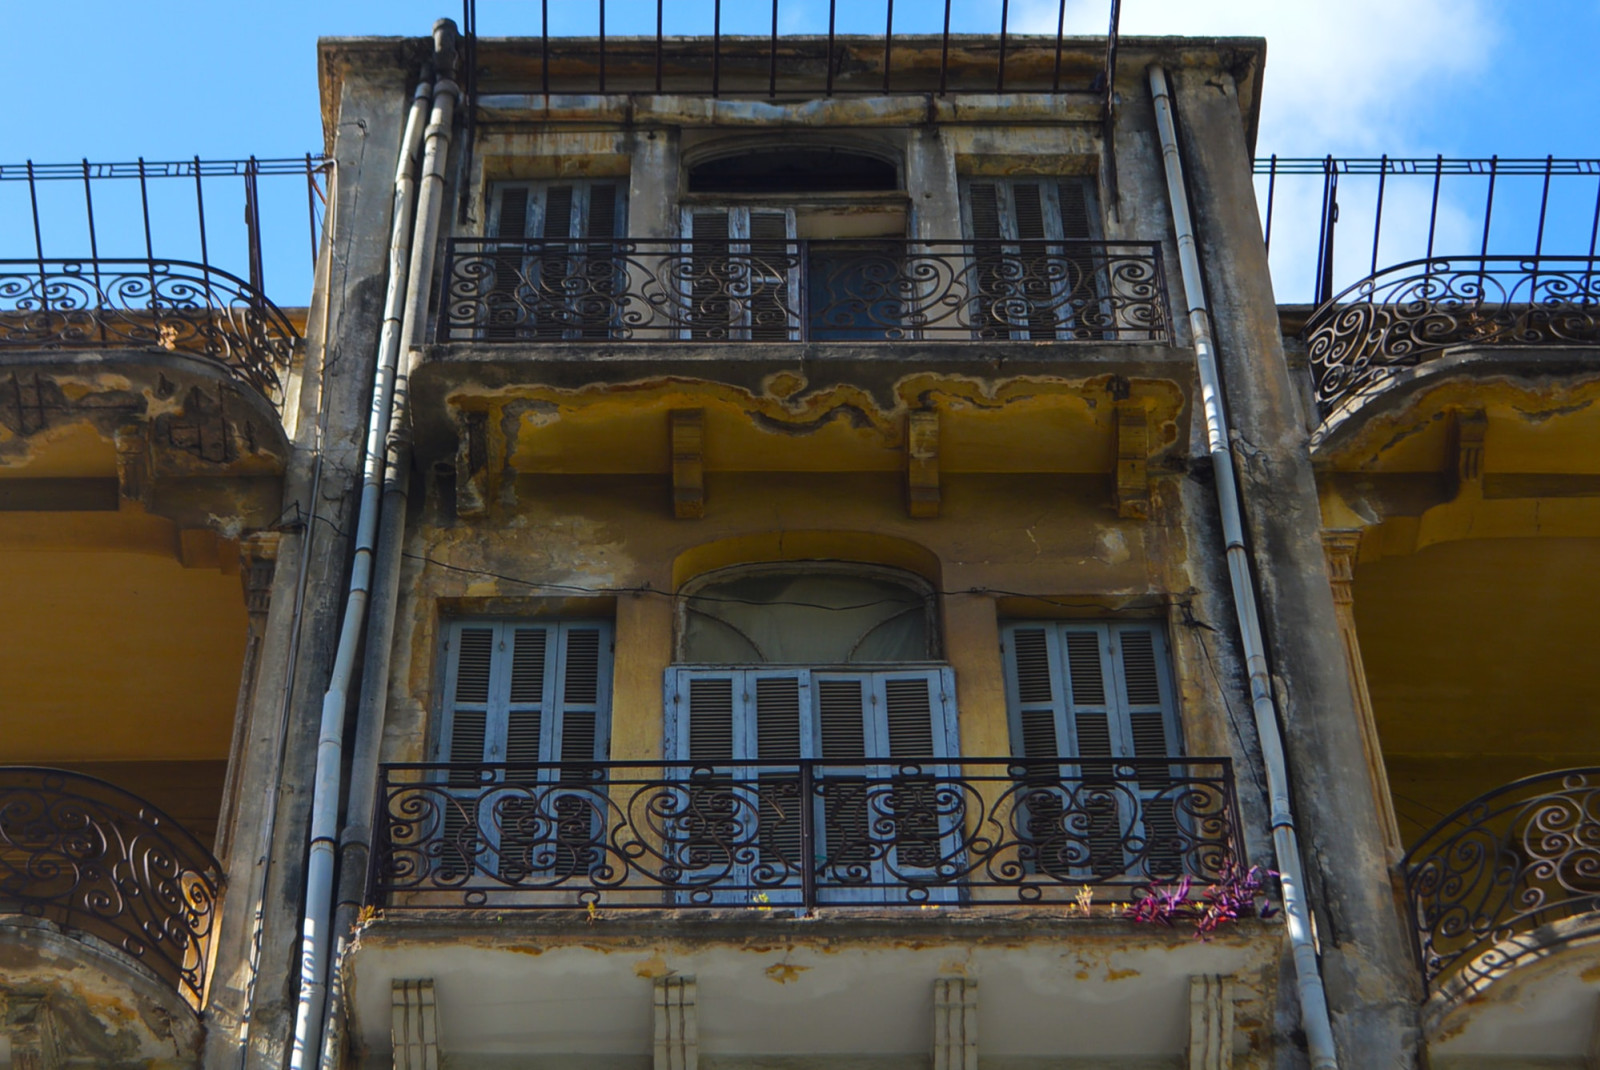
[1321,530,1402,859]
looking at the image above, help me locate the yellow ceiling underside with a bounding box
[1355,536,1600,835]
[0,543,247,763]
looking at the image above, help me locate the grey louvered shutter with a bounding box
[811,674,872,888]
[438,622,500,879]
[1001,621,1184,880]
[669,669,748,895]
[1108,624,1181,876]
[1001,625,1071,876]
[752,673,809,882]
[874,670,956,876]
[502,626,549,784]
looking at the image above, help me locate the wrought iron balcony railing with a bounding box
[0,767,221,1009]
[1402,768,1600,993]
[0,258,300,402]
[436,238,1170,345]
[1304,256,1600,419]
[370,757,1239,911]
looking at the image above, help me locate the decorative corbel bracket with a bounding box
[238,530,282,622]
[114,423,153,507]
[671,409,705,519]
[455,410,490,519]
[1452,408,1488,499]
[1114,400,1151,520]
[907,410,941,518]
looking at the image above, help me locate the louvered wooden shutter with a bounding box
[1002,621,1182,879]
[747,210,796,341]
[875,671,952,871]
[1001,626,1071,875]
[1057,181,1094,240]
[752,674,808,879]
[965,182,1004,241]
[813,676,871,876]
[683,209,733,339]
[439,623,499,879]
[1110,624,1181,875]
[439,620,613,880]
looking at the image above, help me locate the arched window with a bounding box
[678,564,933,664]
[687,149,899,194]
[667,565,955,904]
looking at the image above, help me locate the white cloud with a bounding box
[1018,0,1498,155]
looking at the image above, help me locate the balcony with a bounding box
[0,766,221,1009]
[0,257,299,404]
[1302,255,1600,422]
[1403,767,1600,997]
[369,757,1240,911]
[435,238,1170,346]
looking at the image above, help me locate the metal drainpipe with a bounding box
[1146,64,1341,1070]
[314,22,460,1069]
[285,35,440,1068]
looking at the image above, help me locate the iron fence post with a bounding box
[801,761,817,910]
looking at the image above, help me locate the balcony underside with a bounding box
[0,347,288,530]
[346,913,1279,1070]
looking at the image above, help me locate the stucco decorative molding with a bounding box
[932,976,978,1070]
[1187,974,1234,1070]
[670,409,705,520]
[907,409,941,518]
[653,975,698,1070]
[391,978,441,1070]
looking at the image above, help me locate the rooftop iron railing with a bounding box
[370,757,1239,910]
[1301,255,1600,419]
[0,767,221,1009]
[436,238,1169,345]
[1402,768,1600,993]
[0,258,300,402]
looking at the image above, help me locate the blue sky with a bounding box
[3,1,1596,303]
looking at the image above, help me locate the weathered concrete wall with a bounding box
[1168,66,1422,1066]
[201,47,420,1069]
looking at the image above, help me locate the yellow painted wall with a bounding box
[1354,537,1600,845]
[383,467,1219,774]
[0,541,248,763]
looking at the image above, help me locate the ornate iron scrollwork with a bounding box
[0,767,222,1008]
[437,238,1170,344]
[0,259,299,403]
[1304,256,1600,419]
[370,758,1240,910]
[1403,768,1600,991]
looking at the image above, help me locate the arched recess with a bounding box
[685,143,901,194]
[670,530,941,592]
[676,561,937,664]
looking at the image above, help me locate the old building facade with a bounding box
[2,14,1597,1070]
